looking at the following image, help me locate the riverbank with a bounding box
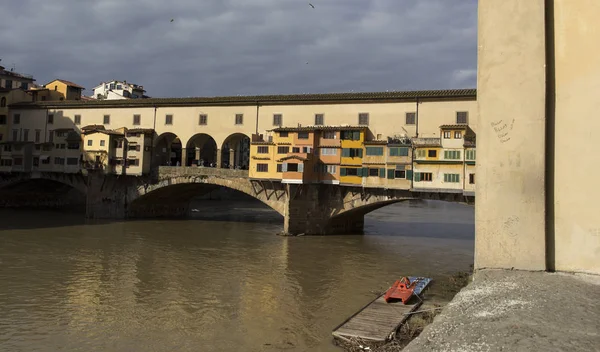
[403,269,600,352]
[337,269,472,351]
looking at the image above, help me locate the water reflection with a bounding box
[0,200,473,352]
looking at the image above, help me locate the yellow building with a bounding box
[82,126,124,173]
[43,79,85,101]
[249,134,278,180]
[464,135,476,196]
[339,127,367,185]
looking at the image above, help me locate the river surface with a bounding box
[0,199,474,352]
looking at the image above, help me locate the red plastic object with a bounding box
[383,277,415,304]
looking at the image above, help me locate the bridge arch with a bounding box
[221,133,250,169]
[154,132,183,166]
[185,133,218,167]
[127,172,287,218]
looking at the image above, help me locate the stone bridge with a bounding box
[0,167,474,235]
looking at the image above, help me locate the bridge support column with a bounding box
[283,184,365,235]
[229,148,235,169]
[85,171,131,219]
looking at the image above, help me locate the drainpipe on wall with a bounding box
[150,106,157,174]
[255,101,259,135]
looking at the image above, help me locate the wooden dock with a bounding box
[332,277,431,343]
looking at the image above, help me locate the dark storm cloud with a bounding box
[0,0,477,97]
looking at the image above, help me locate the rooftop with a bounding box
[9,88,477,109]
[46,79,85,90]
[271,125,368,132]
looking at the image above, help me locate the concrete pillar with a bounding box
[216,148,222,168]
[475,0,547,270]
[195,147,201,164]
[229,148,235,169]
[180,148,187,166]
[85,171,129,219]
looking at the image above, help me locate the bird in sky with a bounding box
[309,3,315,8]
[170,19,174,22]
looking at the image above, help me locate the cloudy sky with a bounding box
[1,0,477,98]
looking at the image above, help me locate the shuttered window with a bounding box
[456,111,468,124]
[365,147,383,156]
[389,147,409,156]
[444,150,461,160]
[443,173,460,183]
[406,112,416,125]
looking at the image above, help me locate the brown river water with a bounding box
[0,199,474,352]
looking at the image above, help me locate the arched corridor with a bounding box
[154,133,182,166]
[221,133,250,169]
[185,133,218,167]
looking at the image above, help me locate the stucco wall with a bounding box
[475,0,547,271]
[553,0,600,274]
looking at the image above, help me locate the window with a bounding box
[127,159,139,167]
[87,140,93,146]
[74,115,81,125]
[68,143,80,150]
[0,159,12,166]
[133,114,141,125]
[277,146,289,154]
[292,147,300,153]
[273,114,282,126]
[314,114,324,125]
[320,148,337,155]
[100,140,105,147]
[279,131,288,137]
[343,168,359,176]
[454,131,462,139]
[298,132,309,139]
[389,147,409,157]
[13,158,23,166]
[323,131,336,139]
[369,168,379,177]
[341,131,361,140]
[341,148,363,158]
[23,129,29,141]
[12,129,18,141]
[0,133,3,141]
[428,150,437,158]
[257,146,269,154]
[406,112,416,125]
[321,164,336,174]
[5,80,12,89]
[444,150,461,160]
[3,144,11,152]
[444,173,460,183]
[456,111,468,124]
[277,164,283,172]
[235,114,243,125]
[12,114,20,124]
[20,82,28,90]
[35,130,40,143]
[365,147,383,156]
[466,150,476,160]
[48,114,54,124]
[414,172,433,182]
[469,174,475,184]
[0,97,5,107]
[302,146,313,153]
[103,115,110,124]
[256,163,268,172]
[0,115,6,124]
[48,131,54,143]
[395,170,406,179]
[165,114,173,125]
[54,157,65,165]
[415,149,426,158]
[33,157,39,167]
[199,114,207,125]
[443,131,451,139]
[66,158,79,165]
[358,113,369,125]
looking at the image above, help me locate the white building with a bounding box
[91,80,147,100]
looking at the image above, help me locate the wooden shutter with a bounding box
[406,170,413,180]
[298,163,304,172]
[379,168,385,178]
[340,168,347,176]
[387,169,394,179]
[282,163,288,172]
[353,131,360,140]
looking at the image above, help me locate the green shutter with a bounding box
[342,148,350,157]
[340,168,347,176]
[387,169,394,179]
[443,174,448,182]
[379,168,385,178]
[414,172,421,182]
[389,147,398,156]
[406,170,413,180]
[362,167,368,177]
[353,131,360,140]
[399,147,409,156]
[357,149,363,158]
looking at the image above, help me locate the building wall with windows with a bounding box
[249,142,278,180]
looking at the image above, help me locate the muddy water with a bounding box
[0,199,474,351]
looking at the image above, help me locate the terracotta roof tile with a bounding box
[10,88,476,109]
